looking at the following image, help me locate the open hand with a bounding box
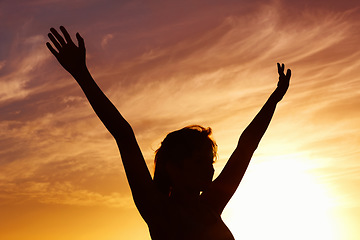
[46,26,86,75]
[273,63,291,102]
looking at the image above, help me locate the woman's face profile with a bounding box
[182,150,215,191]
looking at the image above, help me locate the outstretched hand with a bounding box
[46,26,86,75]
[273,63,291,102]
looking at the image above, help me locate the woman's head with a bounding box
[153,125,217,196]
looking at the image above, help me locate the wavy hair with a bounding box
[153,125,217,196]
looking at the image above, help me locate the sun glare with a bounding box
[222,154,339,240]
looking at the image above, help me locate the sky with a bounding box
[0,0,359,239]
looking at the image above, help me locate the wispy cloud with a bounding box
[0,180,132,208]
[0,35,50,103]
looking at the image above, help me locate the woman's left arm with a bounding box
[202,63,291,214]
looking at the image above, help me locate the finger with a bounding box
[46,42,59,57]
[48,33,62,51]
[60,26,73,44]
[50,27,66,46]
[76,32,85,50]
[286,69,291,79]
[277,63,282,74]
[282,63,285,71]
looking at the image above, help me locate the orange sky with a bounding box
[1,0,360,239]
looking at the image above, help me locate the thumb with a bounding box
[286,69,291,80]
[76,33,85,51]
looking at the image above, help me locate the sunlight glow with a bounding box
[223,154,339,240]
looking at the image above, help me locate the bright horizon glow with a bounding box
[223,154,339,240]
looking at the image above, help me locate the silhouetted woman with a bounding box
[47,26,291,240]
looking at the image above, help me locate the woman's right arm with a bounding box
[46,26,161,220]
[202,63,291,214]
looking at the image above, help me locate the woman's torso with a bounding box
[148,199,235,240]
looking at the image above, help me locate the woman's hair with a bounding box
[153,125,217,196]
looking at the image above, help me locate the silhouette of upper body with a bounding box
[47,26,291,240]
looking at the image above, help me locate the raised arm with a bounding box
[202,63,291,213]
[46,26,161,219]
